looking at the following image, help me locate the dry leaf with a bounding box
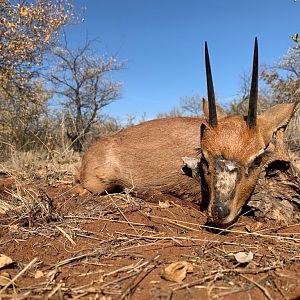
[9,224,19,231]
[47,269,56,278]
[158,200,170,209]
[34,270,44,279]
[233,251,254,263]
[0,254,13,269]
[162,261,193,283]
[245,225,251,232]
[252,222,263,231]
[0,272,11,286]
[245,222,263,232]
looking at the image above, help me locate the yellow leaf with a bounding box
[34,270,44,279]
[161,261,193,283]
[9,224,19,231]
[158,200,170,209]
[19,7,29,17]
[0,255,13,269]
[0,272,11,287]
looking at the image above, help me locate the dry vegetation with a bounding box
[1,1,300,299]
[0,143,299,299]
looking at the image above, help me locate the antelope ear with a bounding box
[200,122,206,140]
[202,98,227,119]
[181,157,199,179]
[259,102,299,145]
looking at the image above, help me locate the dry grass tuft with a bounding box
[0,148,80,225]
[0,148,80,183]
[4,183,62,226]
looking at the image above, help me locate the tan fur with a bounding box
[80,117,203,202]
[201,101,299,224]
[78,101,299,225]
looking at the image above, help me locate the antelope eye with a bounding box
[248,155,263,174]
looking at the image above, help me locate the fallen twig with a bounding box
[0,257,38,294]
[118,255,160,300]
[240,274,274,300]
[47,283,63,299]
[149,215,300,242]
[55,225,76,246]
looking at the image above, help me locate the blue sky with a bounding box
[64,0,300,122]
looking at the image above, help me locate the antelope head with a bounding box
[200,38,299,226]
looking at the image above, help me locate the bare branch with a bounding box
[47,37,124,152]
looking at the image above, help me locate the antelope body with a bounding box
[78,39,299,225]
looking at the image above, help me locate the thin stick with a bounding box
[172,274,216,292]
[0,294,19,299]
[103,263,137,278]
[119,255,160,300]
[118,232,232,245]
[240,274,274,300]
[47,283,62,298]
[65,215,149,227]
[166,219,199,232]
[108,194,139,234]
[55,225,76,246]
[119,264,157,300]
[102,272,138,288]
[43,252,96,271]
[149,215,300,242]
[172,265,278,293]
[0,257,38,294]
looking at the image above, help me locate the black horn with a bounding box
[205,42,217,127]
[247,37,258,128]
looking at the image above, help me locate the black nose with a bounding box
[212,202,230,219]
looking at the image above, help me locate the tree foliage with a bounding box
[230,72,272,115]
[261,47,300,104]
[157,95,203,118]
[0,81,52,154]
[0,0,73,87]
[233,46,300,152]
[0,0,73,157]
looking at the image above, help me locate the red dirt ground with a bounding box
[0,180,300,300]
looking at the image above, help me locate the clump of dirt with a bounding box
[0,180,300,299]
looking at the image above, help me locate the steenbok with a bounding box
[77,38,299,225]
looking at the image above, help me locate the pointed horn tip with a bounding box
[247,37,259,128]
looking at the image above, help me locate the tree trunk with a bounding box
[71,137,84,153]
[67,131,84,153]
[248,128,300,224]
